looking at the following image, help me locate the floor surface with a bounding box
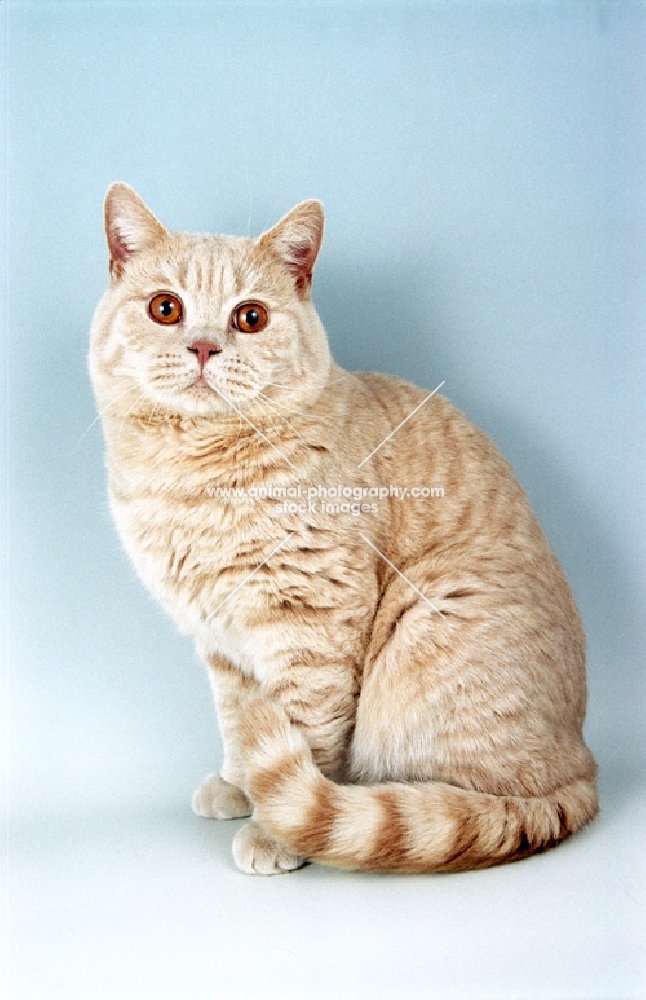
[6,767,644,999]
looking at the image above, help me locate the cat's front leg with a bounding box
[232,819,306,875]
[192,774,251,820]
[192,653,256,820]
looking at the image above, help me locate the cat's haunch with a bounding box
[89,185,597,874]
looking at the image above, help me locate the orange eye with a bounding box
[148,293,183,325]
[232,302,269,334]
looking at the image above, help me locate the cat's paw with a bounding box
[192,773,252,819]
[232,821,307,875]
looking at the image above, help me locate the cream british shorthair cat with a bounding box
[89,184,597,874]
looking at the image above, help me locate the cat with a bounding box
[89,183,598,874]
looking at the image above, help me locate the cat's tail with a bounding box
[238,698,598,873]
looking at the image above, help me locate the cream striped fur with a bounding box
[238,697,597,873]
[90,184,598,875]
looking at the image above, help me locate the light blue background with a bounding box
[5,1,645,997]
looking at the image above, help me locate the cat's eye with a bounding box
[232,302,269,334]
[149,292,183,325]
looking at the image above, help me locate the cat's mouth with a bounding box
[179,372,258,416]
[185,371,231,398]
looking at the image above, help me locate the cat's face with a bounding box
[90,184,330,421]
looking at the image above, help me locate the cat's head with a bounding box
[89,184,330,421]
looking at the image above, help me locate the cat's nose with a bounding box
[188,340,221,370]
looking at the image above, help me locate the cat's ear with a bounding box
[104,183,168,278]
[258,200,324,295]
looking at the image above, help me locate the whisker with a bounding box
[253,395,283,438]
[220,375,256,391]
[116,390,150,445]
[206,383,297,470]
[253,393,297,413]
[235,405,244,448]
[149,374,187,386]
[256,391,309,447]
[72,384,140,451]
[263,365,351,390]
[145,397,163,428]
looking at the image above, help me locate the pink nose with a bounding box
[188,340,221,370]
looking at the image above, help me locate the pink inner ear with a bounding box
[107,222,129,271]
[104,185,167,279]
[257,201,324,295]
[286,241,317,289]
[106,210,141,277]
[108,230,133,277]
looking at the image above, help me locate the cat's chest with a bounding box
[108,454,377,684]
[109,483,297,679]
[111,484,264,605]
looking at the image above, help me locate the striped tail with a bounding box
[239,698,598,873]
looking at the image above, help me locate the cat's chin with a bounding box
[178,393,236,418]
[170,383,252,419]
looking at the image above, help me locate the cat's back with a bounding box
[348,369,579,626]
[349,370,521,492]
